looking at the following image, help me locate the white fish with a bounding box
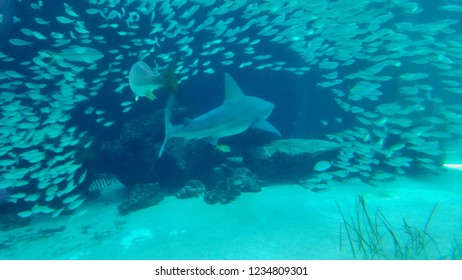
[67,198,85,210]
[443,164,462,171]
[314,161,332,172]
[84,107,95,115]
[62,194,81,204]
[9,38,32,46]
[51,208,65,218]
[56,16,74,24]
[17,211,33,218]
[10,193,27,199]
[64,3,79,17]
[86,8,100,15]
[34,18,50,25]
[52,46,104,63]
[32,31,47,40]
[78,169,87,184]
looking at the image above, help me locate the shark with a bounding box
[158,73,281,157]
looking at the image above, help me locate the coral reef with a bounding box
[117,183,164,215]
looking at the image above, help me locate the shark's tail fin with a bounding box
[158,94,176,157]
[166,59,179,94]
[161,57,179,95]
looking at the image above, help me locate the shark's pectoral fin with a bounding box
[252,120,281,137]
[202,136,219,146]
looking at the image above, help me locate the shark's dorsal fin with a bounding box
[224,73,245,104]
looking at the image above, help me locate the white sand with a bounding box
[1,171,461,260]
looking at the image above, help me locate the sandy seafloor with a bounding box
[0,171,461,260]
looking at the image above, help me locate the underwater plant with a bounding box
[449,239,462,260]
[337,195,440,260]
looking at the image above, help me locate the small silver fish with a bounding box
[88,174,124,192]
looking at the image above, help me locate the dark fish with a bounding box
[88,174,124,192]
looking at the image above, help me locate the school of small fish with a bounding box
[1,0,462,218]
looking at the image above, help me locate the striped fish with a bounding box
[88,174,124,192]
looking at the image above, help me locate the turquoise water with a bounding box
[1,0,462,259]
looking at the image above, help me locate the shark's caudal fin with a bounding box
[158,94,176,157]
[163,58,179,94]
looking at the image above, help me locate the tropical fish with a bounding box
[215,144,231,153]
[158,73,280,157]
[88,174,124,192]
[128,59,178,101]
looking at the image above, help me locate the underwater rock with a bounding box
[204,166,261,205]
[204,178,242,205]
[224,156,245,167]
[157,139,227,185]
[100,140,125,159]
[175,179,206,199]
[97,109,186,187]
[244,139,341,181]
[299,180,330,192]
[183,141,227,175]
[117,183,164,215]
[229,167,261,193]
[120,111,163,151]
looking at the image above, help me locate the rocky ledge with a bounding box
[244,139,341,180]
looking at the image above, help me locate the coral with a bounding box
[204,167,261,204]
[204,178,241,205]
[176,179,206,199]
[117,183,164,215]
